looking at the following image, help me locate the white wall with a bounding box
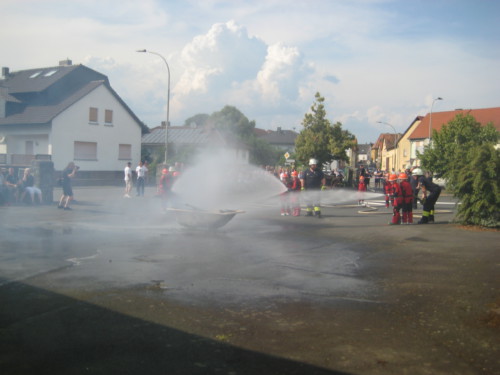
[51,84,142,171]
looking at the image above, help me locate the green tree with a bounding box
[330,121,356,162]
[420,114,498,188]
[209,105,256,139]
[183,113,209,127]
[295,92,355,167]
[419,113,499,227]
[455,145,500,227]
[182,106,280,166]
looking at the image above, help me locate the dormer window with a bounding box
[44,70,58,77]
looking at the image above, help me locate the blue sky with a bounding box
[1,0,499,143]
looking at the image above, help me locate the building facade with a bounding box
[0,60,144,172]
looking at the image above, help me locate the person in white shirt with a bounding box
[135,161,148,196]
[124,162,132,198]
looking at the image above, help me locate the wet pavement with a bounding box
[0,186,499,374]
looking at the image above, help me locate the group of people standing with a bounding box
[279,158,327,218]
[123,161,182,211]
[277,159,442,225]
[382,168,442,225]
[123,161,149,198]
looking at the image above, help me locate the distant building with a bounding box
[356,143,373,167]
[254,127,298,153]
[0,60,145,171]
[408,107,500,165]
[142,123,249,164]
[371,133,401,172]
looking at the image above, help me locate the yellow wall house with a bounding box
[372,133,400,172]
[394,116,423,171]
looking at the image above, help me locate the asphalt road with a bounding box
[0,186,498,375]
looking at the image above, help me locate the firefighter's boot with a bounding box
[390,211,401,225]
[418,211,430,224]
[429,210,435,223]
[402,212,408,224]
[408,212,414,224]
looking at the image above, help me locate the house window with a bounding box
[74,141,97,160]
[89,107,98,124]
[105,109,113,125]
[118,144,132,160]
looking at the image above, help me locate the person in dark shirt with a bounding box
[300,158,326,218]
[417,174,442,224]
[58,162,78,210]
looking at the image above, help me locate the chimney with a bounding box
[59,59,72,66]
[1,67,9,78]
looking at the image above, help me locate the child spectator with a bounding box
[398,172,414,224]
[358,175,367,206]
[388,173,403,225]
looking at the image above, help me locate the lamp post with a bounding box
[377,121,399,172]
[137,49,170,164]
[429,97,443,143]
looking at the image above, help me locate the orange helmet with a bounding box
[388,174,398,182]
[359,175,365,181]
[162,168,168,174]
[398,172,408,180]
[282,173,289,178]
[291,171,298,177]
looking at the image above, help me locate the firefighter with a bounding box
[300,158,326,218]
[398,172,413,224]
[289,170,302,216]
[388,173,403,225]
[417,172,442,224]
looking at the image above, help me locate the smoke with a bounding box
[171,151,286,211]
[172,152,382,212]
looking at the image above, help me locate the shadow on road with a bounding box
[0,281,353,375]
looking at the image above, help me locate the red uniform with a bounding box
[390,181,403,224]
[400,180,414,224]
[383,179,392,208]
[358,180,366,205]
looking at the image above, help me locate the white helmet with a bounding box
[309,158,318,165]
[412,168,423,175]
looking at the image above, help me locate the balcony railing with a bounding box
[0,154,51,166]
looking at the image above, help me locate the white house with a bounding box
[0,59,145,172]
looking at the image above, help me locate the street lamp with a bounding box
[137,49,170,164]
[377,121,399,171]
[429,97,443,143]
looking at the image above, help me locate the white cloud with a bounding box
[170,21,314,124]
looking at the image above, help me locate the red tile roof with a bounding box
[409,107,500,140]
[373,133,399,150]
